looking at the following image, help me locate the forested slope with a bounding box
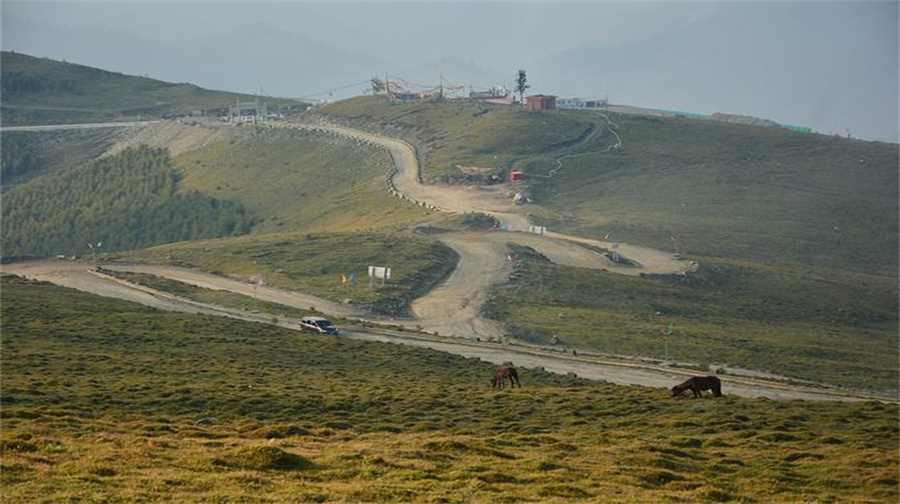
[1,128,123,187]
[1,146,256,257]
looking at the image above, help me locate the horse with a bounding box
[671,376,722,398]
[491,366,521,389]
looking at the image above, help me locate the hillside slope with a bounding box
[312,97,898,391]
[172,127,430,234]
[316,97,898,275]
[0,51,305,125]
[2,275,897,503]
[0,127,123,187]
[1,146,255,257]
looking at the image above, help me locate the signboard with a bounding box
[367,266,391,279]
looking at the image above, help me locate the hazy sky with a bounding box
[2,1,898,142]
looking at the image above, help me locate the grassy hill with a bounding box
[316,96,596,183]
[0,51,305,126]
[315,97,898,392]
[2,275,897,503]
[173,127,433,234]
[485,244,898,391]
[525,114,899,276]
[116,231,458,317]
[317,97,898,274]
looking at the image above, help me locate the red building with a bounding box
[509,170,524,181]
[525,94,556,111]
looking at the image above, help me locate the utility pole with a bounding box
[87,241,102,267]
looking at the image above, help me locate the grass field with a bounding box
[484,245,898,392]
[173,127,432,234]
[114,231,458,316]
[523,112,899,276]
[314,98,899,392]
[317,96,594,182]
[2,275,897,503]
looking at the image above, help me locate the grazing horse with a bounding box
[672,376,722,398]
[491,366,521,389]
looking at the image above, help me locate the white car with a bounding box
[300,316,339,335]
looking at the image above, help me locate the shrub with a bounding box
[230,446,314,471]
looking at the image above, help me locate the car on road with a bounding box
[300,316,339,335]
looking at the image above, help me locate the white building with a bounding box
[557,97,608,109]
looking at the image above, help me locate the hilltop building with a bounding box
[227,99,269,123]
[525,94,556,111]
[469,85,513,105]
[557,97,607,109]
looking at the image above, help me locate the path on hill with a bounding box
[3,260,886,402]
[0,121,156,132]
[289,121,693,277]
[284,121,695,341]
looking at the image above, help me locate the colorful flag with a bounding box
[342,274,349,285]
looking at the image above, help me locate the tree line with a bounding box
[1,145,257,258]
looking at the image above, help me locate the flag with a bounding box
[86,243,93,250]
[349,272,356,282]
[667,322,674,336]
[342,274,349,285]
[255,277,267,287]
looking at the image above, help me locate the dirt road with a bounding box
[4,260,883,402]
[281,122,694,341]
[7,120,888,402]
[0,121,156,132]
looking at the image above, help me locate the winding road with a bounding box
[3,120,887,402]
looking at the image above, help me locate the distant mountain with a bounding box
[1,12,398,102]
[0,51,306,126]
[535,2,898,142]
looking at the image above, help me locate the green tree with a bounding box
[515,70,529,105]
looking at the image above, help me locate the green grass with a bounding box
[317,96,594,181]
[113,231,458,316]
[313,98,899,391]
[173,127,432,234]
[317,98,898,276]
[484,244,898,391]
[524,113,899,276]
[1,51,303,126]
[1,275,898,503]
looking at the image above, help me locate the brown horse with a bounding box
[491,366,521,389]
[672,376,722,398]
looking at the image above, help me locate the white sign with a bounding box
[368,266,392,280]
[529,225,546,236]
